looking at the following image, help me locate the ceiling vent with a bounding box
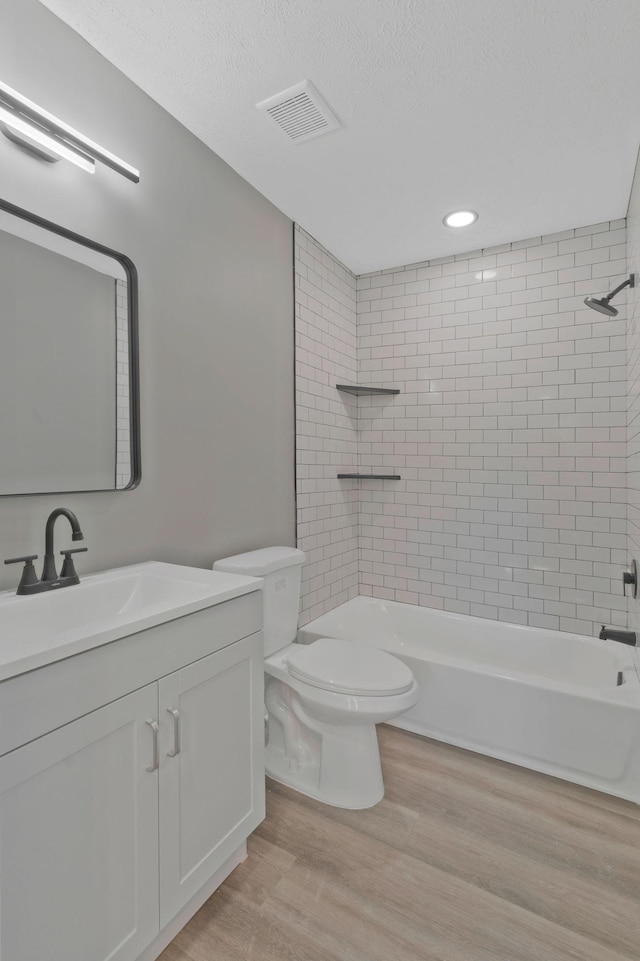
[257,80,341,144]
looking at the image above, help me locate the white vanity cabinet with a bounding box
[0,583,264,961]
[0,684,160,961]
[158,634,263,926]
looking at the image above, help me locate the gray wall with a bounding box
[0,0,295,588]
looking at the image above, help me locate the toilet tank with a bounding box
[213,547,305,656]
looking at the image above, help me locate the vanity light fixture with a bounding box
[443,209,478,228]
[0,106,95,173]
[0,81,139,183]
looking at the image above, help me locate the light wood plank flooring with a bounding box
[159,725,640,961]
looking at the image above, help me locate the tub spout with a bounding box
[599,626,637,646]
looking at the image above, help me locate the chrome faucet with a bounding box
[42,508,84,582]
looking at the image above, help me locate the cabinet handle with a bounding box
[145,719,160,772]
[166,708,181,757]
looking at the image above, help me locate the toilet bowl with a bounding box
[265,639,418,808]
[213,547,419,809]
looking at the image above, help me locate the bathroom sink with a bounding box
[0,561,262,681]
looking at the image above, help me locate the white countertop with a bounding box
[0,561,263,682]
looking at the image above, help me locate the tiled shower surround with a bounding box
[295,227,359,622]
[627,159,640,635]
[296,221,628,637]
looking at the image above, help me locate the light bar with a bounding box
[0,106,95,173]
[0,80,139,183]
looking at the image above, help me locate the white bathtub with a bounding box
[298,597,640,803]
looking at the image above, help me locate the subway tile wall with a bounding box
[296,221,628,637]
[357,222,627,637]
[295,226,359,624]
[627,159,640,634]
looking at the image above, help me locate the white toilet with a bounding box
[213,547,419,809]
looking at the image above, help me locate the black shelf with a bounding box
[336,384,400,396]
[337,473,401,480]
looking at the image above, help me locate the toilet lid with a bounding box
[286,638,414,697]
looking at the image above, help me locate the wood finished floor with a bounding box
[159,725,640,961]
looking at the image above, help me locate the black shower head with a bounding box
[583,295,620,317]
[584,273,635,316]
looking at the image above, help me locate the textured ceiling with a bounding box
[39,0,640,272]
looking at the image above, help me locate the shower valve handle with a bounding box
[623,560,638,598]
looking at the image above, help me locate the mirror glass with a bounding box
[0,199,140,495]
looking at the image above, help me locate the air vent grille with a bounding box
[257,80,340,144]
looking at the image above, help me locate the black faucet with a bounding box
[42,508,85,582]
[599,625,637,646]
[4,508,88,595]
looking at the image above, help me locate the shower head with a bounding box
[584,273,635,316]
[583,296,620,317]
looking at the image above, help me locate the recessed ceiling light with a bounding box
[443,210,478,228]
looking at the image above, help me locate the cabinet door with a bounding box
[159,632,265,924]
[0,684,159,961]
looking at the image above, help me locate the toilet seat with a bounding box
[286,637,414,697]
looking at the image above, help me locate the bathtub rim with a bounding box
[297,596,640,707]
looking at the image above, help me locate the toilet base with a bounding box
[265,734,384,809]
[265,677,385,808]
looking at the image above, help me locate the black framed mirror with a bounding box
[0,198,140,495]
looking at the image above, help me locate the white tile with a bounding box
[295,219,627,638]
